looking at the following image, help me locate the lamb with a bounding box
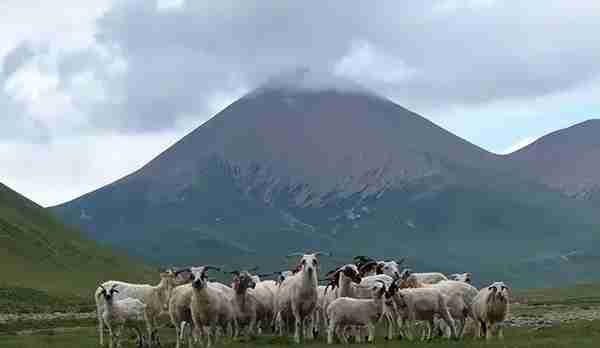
[182,266,236,348]
[275,251,329,343]
[95,270,177,347]
[98,284,149,348]
[326,280,388,344]
[448,273,473,283]
[472,282,510,340]
[385,280,457,341]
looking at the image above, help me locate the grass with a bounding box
[0,183,157,312]
[0,321,600,348]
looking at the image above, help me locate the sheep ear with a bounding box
[488,286,496,291]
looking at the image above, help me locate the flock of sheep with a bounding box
[94,252,510,348]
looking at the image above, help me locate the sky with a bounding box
[1,0,599,207]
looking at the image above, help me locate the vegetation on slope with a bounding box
[0,183,155,312]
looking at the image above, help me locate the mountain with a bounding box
[508,119,600,206]
[53,79,600,288]
[0,182,154,310]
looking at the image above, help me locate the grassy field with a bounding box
[0,321,599,348]
[1,283,600,348]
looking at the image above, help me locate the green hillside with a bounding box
[0,183,155,312]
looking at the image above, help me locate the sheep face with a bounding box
[488,282,509,303]
[99,284,119,302]
[190,267,211,290]
[379,261,401,279]
[371,281,387,299]
[233,271,257,292]
[341,264,362,284]
[298,254,319,275]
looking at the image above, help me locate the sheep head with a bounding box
[99,284,119,301]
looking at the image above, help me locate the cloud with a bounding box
[1,1,600,204]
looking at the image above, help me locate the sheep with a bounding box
[326,280,388,344]
[250,279,278,333]
[168,282,195,348]
[95,270,177,347]
[385,281,457,341]
[178,266,235,348]
[448,273,473,283]
[98,284,149,348]
[229,270,260,338]
[397,270,478,338]
[472,282,510,340]
[275,251,329,343]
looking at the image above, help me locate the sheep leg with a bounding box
[293,309,302,343]
[498,324,504,340]
[326,321,335,344]
[367,322,376,343]
[106,323,114,348]
[203,325,212,348]
[441,310,457,339]
[480,320,488,340]
[98,307,105,347]
[304,315,314,340]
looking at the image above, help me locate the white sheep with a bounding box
[95,270,177,347]
[326,280,388,344]
[275,251,329,343]
[168,283,195,348]
[250,279,278,333]
[396,270,478,338]
[98,284,149,348]
[472,282,510,340]
[229,270,260,338]
[182,266,236,348]
[385,282,457,341]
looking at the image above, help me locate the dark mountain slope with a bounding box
[508,119,600,205]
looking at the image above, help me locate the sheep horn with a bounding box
[174,268,191,276]
[358,260,379,274]
[203,266,221,273]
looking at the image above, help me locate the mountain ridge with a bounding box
[53,87,600,288]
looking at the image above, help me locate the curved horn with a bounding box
[286,252,305,258]
[174,268,191,276]
[203,265,221,272]
[256,272,275,277]
[358,260,378,274]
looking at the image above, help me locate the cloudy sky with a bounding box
[1,0,599,207]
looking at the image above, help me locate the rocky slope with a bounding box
[52,78,600,288]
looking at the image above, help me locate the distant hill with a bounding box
[0,182,155,310]
[53,74,600,288]
[508,119,600,206]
